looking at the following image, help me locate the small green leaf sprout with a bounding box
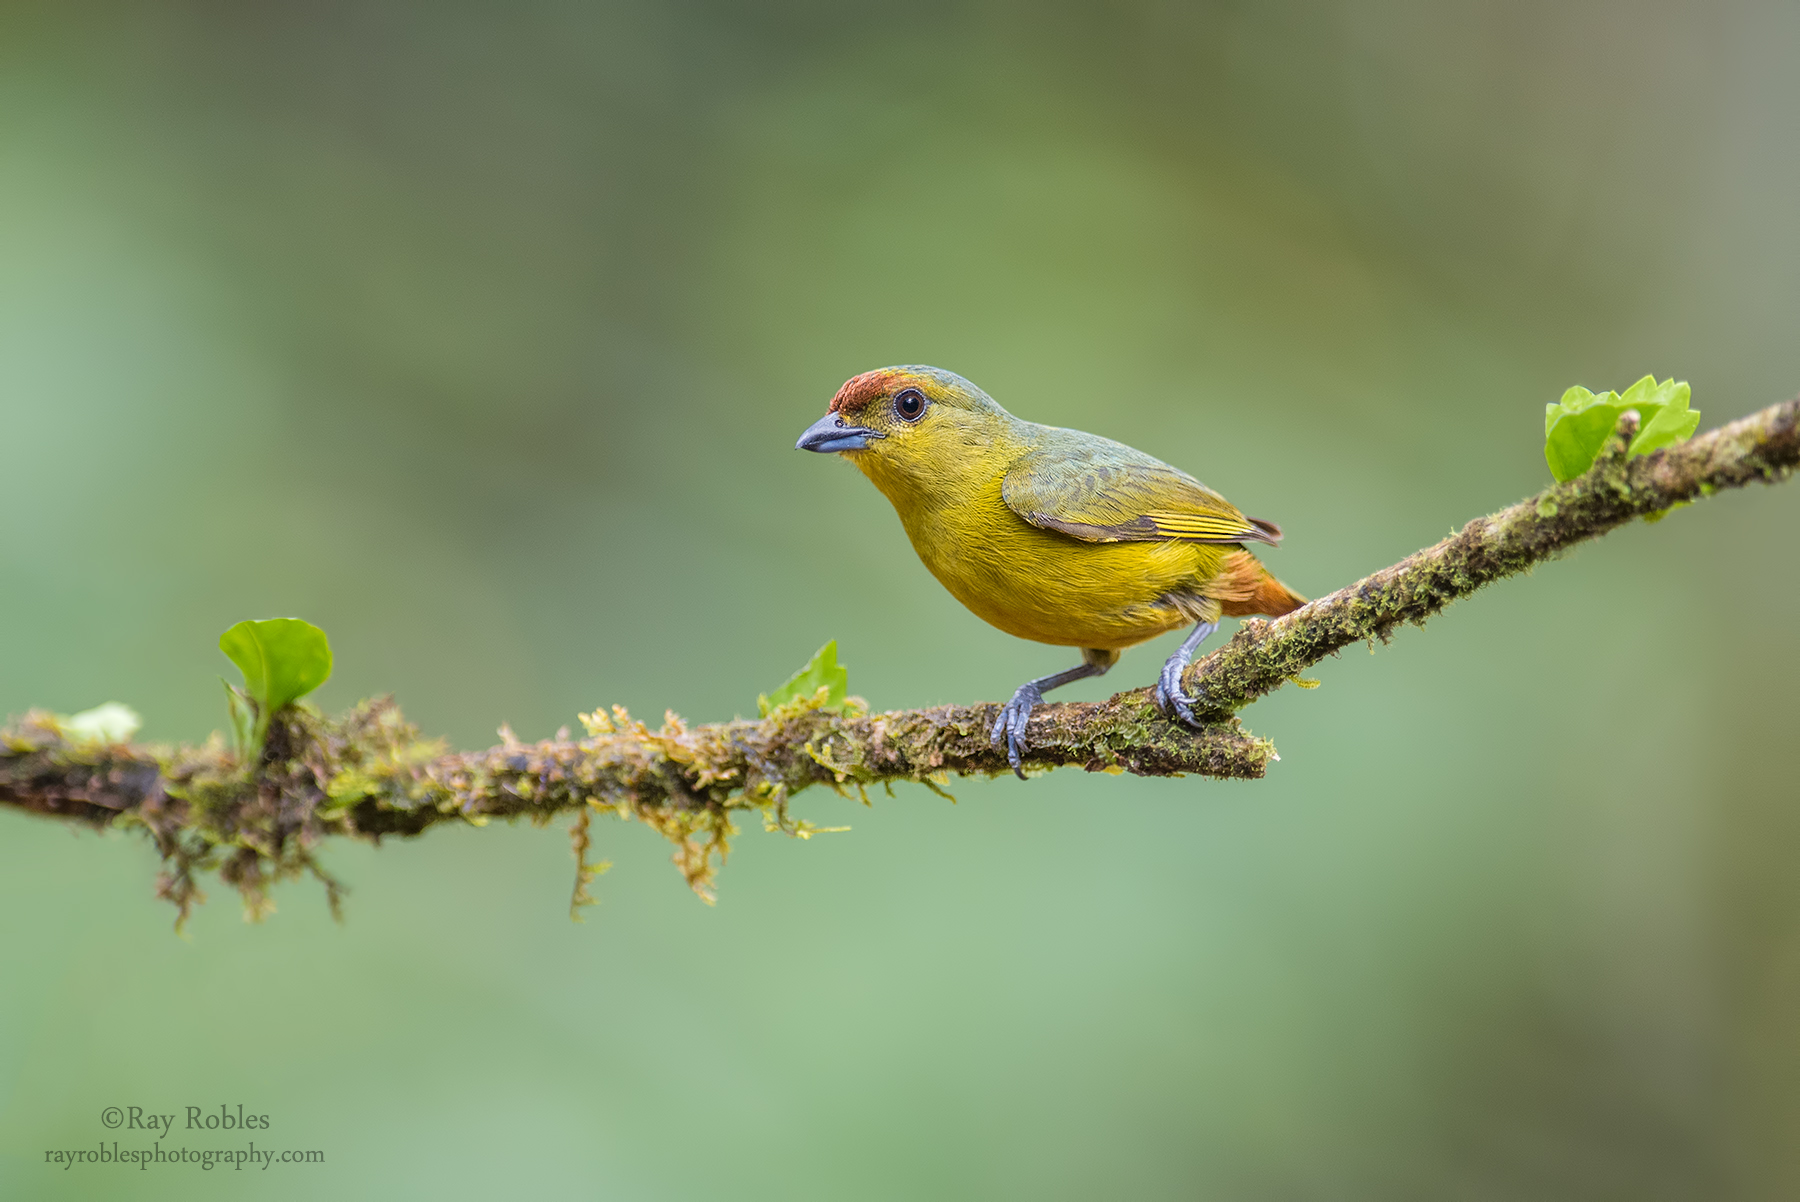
[757,640,850,717]
[218,618,333,760]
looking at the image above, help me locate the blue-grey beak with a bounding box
[795,412,884,453]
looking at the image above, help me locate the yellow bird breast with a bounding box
[893,475,1220,651]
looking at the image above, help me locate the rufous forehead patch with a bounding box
[829,369,908,415]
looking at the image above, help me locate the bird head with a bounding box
[795,366,1016,498]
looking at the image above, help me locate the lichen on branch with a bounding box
[2,396,1795,923]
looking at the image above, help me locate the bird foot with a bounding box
[1152,657,1207,731]
[990,682,1043,780]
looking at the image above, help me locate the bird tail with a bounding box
[1215,550,1308,618]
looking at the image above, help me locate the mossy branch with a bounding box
[3,397,1795,921]
[1181,395,1798,715]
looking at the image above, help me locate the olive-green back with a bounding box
[1000,427,1280,546]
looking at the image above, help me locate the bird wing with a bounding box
[1000,431,1281,546]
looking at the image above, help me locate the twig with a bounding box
[1183,396,1797,714]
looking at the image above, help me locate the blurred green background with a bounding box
[3,2,1797,1198]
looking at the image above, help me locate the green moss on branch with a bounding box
[1180,397,1800,715]
[2,690,1267,923]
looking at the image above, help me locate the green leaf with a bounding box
[758,640,849,717]
[1543,387,1623,482]
[221,678,254,757]
[1623,377,1701,457]
[1543,376,1700,482]
[219,618,333,753]
[56,702,142,745]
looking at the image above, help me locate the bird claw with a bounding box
[990,683,1043,780]
[1153,660,1207,731]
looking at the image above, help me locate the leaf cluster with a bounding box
[1544,376,1700,482]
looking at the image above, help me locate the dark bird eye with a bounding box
[893,388,927,422]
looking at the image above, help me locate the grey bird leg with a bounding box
[1151,620,1219,730]
[991,648,1118,779]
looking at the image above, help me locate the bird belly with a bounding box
[903,502,1222,650]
